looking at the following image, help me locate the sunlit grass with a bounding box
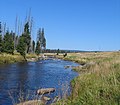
[0,53,24,64]
[56,51,120,105]
[0,53,38,64]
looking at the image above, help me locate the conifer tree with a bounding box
[35,41,41,55]
[41,28,46,50]
[43,37,46,50]
[2,31,14,54]
[57,49,60,55]
[37,28,46,53]
[17,35,26,61]
[0,22,2,52]
[32,40,35,53]
[0,22,2,34]
[23,22,31,53]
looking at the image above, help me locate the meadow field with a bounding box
[56,51,120,105]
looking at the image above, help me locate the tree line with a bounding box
[0,17,46,60]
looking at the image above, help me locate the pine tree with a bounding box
[2,31,14,54]
[37,28,41,42]
[23,22,31,53]
[0,22,2,34]
[41,28,46,50]
[32,40,35,53]
[35,41,41,55]
[57,49,60,55]
[17,36,26,61]
[37,28,46,53]
[0,22,2,52]
[43,37,46,49]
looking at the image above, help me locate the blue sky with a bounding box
[0,0,120,51]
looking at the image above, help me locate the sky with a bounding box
[0,0,120,51]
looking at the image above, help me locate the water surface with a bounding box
[0,59,78,105]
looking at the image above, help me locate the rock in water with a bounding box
[17,100,42,105]
[37,88,55,95]
[42,96,51,101]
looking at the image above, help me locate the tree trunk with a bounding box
[23,55,27,62]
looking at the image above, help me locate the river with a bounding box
[0,59,78,105]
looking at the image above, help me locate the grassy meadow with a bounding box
[0,53,38,64]
[55,51,120,105]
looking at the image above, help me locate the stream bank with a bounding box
[53,52,120,105]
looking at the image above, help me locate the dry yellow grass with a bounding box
[0,53,38,64]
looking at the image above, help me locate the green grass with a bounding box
[55,52,120,105]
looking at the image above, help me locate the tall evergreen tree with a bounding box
[41,28,46,50]
[57,49,60,55]
[32,40,35,53]
[23,22,31,53]
[17,36,26,61]
[35,41,41,55]
[37,28,46,52]
[2,31,14,54]
[0,22,2,52]
[37,28,41,41]
[43,37,46,49]
[0,22,2,34]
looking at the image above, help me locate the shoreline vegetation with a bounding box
[0,53,38,64]
[54,51,120,105]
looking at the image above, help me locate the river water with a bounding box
[0,59,78,105]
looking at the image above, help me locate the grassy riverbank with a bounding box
[0,53,38,64]
[55,52,120,105]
